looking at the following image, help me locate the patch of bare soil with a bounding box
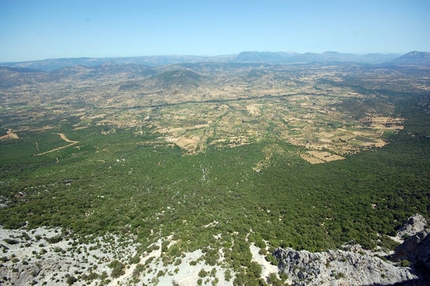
[300,153,325,164]
[73,126,88,131]
[360,138,386,148]
[360,116,404,130]
[56,133,77,143]
[175,135,201,152]
[164,135,202,153]
[250,243,278,281]
[18,126,54,132]
[246,104,262,116]
[0,129,19,140]
[301,151,345,164]
[158,124,209,134]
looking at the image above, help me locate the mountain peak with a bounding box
[387,51,430,66]
[398,51,430,59]
[153,69,201,89]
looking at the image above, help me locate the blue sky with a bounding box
[1,0,429,62]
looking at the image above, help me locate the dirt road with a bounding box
[35,133,79,156]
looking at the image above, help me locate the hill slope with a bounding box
[387,51,430,66]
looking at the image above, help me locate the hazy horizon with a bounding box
[1,0,429,62]
[0,50,412,64]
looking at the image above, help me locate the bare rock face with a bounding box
[273,214,430,286]
[406,234,430,283]
[396,214,428,241]
[392,231,429,262]
[392,214,430,284]
[274,246,418,286]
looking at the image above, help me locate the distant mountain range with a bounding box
[0,55,235,71]
[234,51,401,64]
[1,51,429,71]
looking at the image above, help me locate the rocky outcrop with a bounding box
[273,214,430,285]
[396,214,428,241]
[274,245,418,286]
[392,214,430,284]
[392,231,429,262]
[393,233,430,284]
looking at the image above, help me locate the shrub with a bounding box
[108,260,125,278]
[400,259,410,267]
[86,272,99,280]
[198,269,207,278]
[66,276,77,285]
[4,239,19,245]
[255,240,266,249]
[157,270,165,277]
[249,261,262,278]
[161,241,169,253]
[268,273,284,286]
[46,236,62,244]
[265,254,278,266]
[129,255,140,264]
[174,258,182,266]
[11,258,19,263]
[224,269,232,281]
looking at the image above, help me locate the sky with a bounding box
[0,0,429,62]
